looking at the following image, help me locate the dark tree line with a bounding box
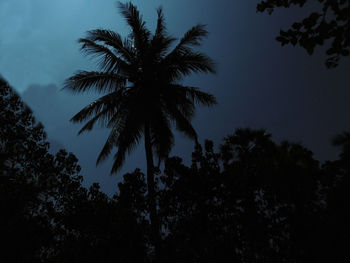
[1,76,350,262]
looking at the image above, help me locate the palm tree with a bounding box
[64,2,216,257]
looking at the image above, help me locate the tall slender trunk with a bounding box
[144,121,160,261]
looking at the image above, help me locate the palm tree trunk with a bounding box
[144,121,161,261]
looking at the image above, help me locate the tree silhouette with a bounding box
[157,128,328,262]
[64,2,216,256]
[1,76,148,262]
[333,131,350,166]
[257,0,350,68]
[2,76,349,262]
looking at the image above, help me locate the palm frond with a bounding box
[150,38,177,65]
[165,104,198,142]
[84,29,135,63]
[151,7,177,55]
[166,24,208,58]
[96,124,120,164]
[178,24,208,47]
[163,51,216,81]
[154,7,166,38]
[110,118,144,174]
[174,113,198,142]
[63,71,126,93]
[173,85,217,106]
[161,87,195,118]
[73,94,126,135]
[70,91,122,123]
[176,52,216,74]
[118,1,150,52]
[78,38,128,72]
[161,24,215,81]
[97,106,135,164]
[73,101,126,136]
[97,97,143,167]
[76,108,111,135]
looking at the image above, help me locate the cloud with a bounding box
[0,0,127,92]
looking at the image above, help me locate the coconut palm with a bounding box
[64,2,216,257]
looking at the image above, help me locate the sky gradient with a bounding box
[1,0,349,195]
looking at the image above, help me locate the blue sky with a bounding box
[1,0,349,195]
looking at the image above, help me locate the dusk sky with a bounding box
[1,0,349,195]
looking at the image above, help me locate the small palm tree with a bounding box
[64,2,216,256]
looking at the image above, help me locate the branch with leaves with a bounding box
[257,0,350,68]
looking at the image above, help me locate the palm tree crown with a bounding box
[64,2,216,174]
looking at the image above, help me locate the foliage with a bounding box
[257,0,350,68]
[1,77,349,262]
[0,77,147,262]
[156,128,349,262]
